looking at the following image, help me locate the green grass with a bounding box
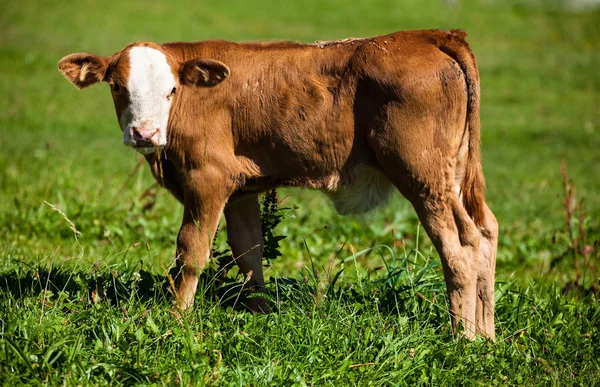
[2,253,599,385]
[1,0,599,384]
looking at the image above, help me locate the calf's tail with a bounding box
[437,29,486,227]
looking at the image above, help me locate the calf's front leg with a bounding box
[224,193,269,312]
[174,174,231,309]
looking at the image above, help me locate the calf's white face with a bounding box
[120,46,177,154]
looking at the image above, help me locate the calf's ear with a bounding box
[58,53,108,89]
[179,59,230,87]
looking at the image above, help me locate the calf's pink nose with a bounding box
[131,126,160,146]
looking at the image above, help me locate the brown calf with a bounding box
[59,29,498,340]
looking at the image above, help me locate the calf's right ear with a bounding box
[179,59,230,87]
[58,53,108,89]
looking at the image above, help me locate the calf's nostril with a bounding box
[131,127,143,140]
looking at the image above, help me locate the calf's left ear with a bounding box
[179,59,230,87]
[58,53,108,89]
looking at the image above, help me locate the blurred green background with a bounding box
[1,0,599,282]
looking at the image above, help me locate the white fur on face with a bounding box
[121,46,176,150]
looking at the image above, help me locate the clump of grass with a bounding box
[260,189,288,265]
[550,161,599,295]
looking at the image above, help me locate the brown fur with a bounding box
[58,29,497,339]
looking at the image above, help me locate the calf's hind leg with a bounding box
[411,193,481,339]
[369,115,482,338]
[475,203,497,339]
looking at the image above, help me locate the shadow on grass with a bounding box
[0,264,252,309]
[0,262,304,312]
[0,260,449,322]
[0,266,170,304]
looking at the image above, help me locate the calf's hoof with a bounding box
[248,295,270,313]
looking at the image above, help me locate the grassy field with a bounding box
[1,0,599,384]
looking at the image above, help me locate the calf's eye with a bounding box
[111,83,121,92]
[167,86,177,99]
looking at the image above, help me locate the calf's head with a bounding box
[58,43,230,154]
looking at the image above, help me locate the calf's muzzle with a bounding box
[130,126,160,147]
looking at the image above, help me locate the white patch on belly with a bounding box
[326,167,394,215]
